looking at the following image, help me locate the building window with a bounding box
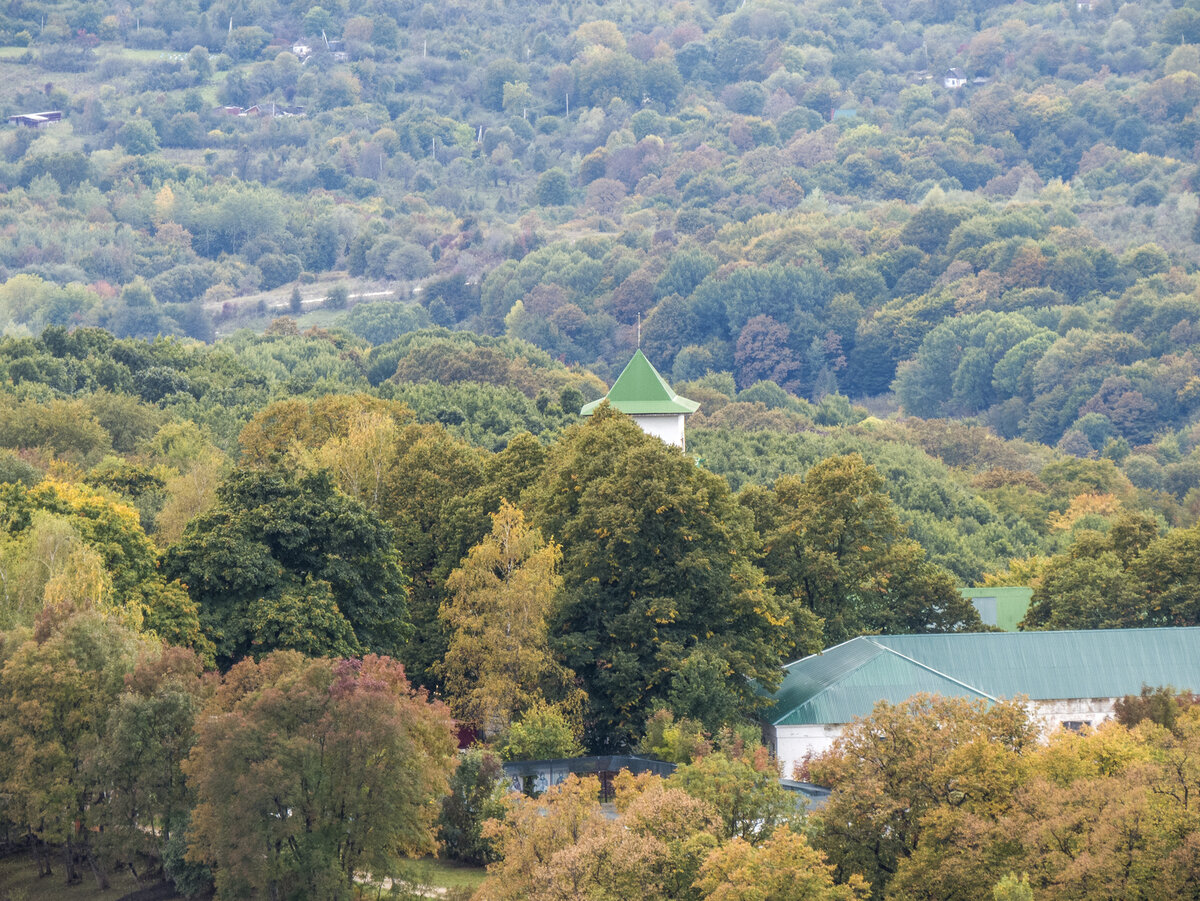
[1062,720,1091,732]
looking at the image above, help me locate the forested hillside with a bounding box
[6,0,1200,895]
[2,0,1200,443]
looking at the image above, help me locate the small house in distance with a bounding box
[8,110,62,128]
[580,350,699,450]
[763,628,1200,779]
[944,67,967,89]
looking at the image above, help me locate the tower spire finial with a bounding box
[637,312,641,349]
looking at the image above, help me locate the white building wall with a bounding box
[772,724,843,780]
[772,698,1119,779]
[1030,697,1117,732]
[631,413,686,449]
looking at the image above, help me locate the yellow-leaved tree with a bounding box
[437,500,581,740]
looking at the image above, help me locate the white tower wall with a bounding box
[631,413,687,449]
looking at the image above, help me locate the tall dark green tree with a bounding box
[162,468,411,666]
[528,408,799,749]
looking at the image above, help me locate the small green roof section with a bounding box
[960,587,1033,632]
[580,350,700,416]
[764,628,1200,726]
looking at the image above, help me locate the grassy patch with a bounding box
[0,852,180,901]
[396,855,488,889]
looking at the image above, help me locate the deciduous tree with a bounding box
[530,409,795,748]
[438,501,578,738]
[162,468,411,665]
[184,652,456,899]
[694,827,868,901]
[809,694,1039,895]
[752,454,982,645]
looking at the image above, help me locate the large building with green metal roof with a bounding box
[764,628,1200,779]
[580,349,699,449]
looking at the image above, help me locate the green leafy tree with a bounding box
[499,699,585,761]
[637,708,710,764]
[162,467,411,665]
[437,748,508,863]
[750,454,983,646]
[238,397,491,687]
[530,409,796,748]
[117,119,160,156]
[535,168,572,206]
[92,644,212,880]
[668,739,802,843]
[1021,513,1200,631]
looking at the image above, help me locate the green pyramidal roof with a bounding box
[580,350,700,416]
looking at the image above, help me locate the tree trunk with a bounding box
[86,845,110,891]
[34,836,52,878]
[64,835,80,884]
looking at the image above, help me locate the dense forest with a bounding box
[5,0,1200,895]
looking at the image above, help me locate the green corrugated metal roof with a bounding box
[765,627,1200,726]
[960,587,1033,632]
[773,646,994,726]
[580,350,700,416]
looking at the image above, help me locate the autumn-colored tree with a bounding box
[668,738,802,843]
[0,609,146,887]
[154,452,226,546]
[184,652,457,899]
[438,501,578,738]
[236,394,415,465]
[995,724,1162,900]
[479,772,722,901]
[694,827,869,901]
[1,479,159,605]
[809,694,1039,895]
[478,775,609,901]
[1114,684,1200,733]
[887,736,1033,901]
[0,511,110,628]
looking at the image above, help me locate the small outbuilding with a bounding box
[944,67,967,89]
[8,110,62,128]
[764,628,1200,779]
[580,349,699,450]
